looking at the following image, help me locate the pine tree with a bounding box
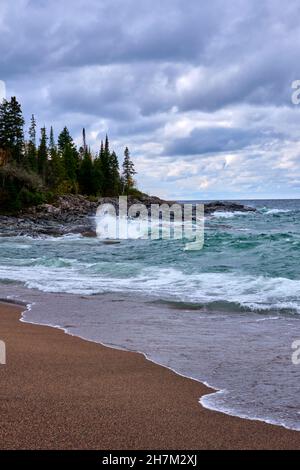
[0,99,11,166]
[8,97,25,164]
[0,100,11,150]
[97,135,120,196]
[79,151,93,195]
[78,128,88,162]
[100,140,104,158]
[26,114,37,171]
[47,126,63,188]
[63,144,77,183]
[99,136,112,196]
[82,128,87,154]
[58,126,75,154]
[92,151,103,196]
[0,97,25,164]
[57,127,78,183]
[104,134,109,155]
[122,147,136,194]
[1,95,140,210]
[110,151,120,195]
[37,127,48,181]
[49,126,55,153]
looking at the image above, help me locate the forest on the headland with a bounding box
[0,97,138,212]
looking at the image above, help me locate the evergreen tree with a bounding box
[99,136,111,196]
[104,134,109,155]
[78,128,88,162]
[58,126,75,154]
[78,151,93,195]
[82,128,87,154]
[0,99,10,149]
[26,114,37,171]
[92,152,103,196]
[8,97,25,164]
[37,127,48,181]
[49,126,55,154]
[110,151,121,195]
[47,126,63,188]
[62,144,76,182]
[0,97,25,164]
[57,127,78,183]
[122,147,136,194]
[100,140,104,158]
[49,126,55,149]
[1,95,140,210]
[98,135,120,196]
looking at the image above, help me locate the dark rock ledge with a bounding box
[0,195,255,238]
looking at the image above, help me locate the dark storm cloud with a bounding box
[165,127,284,156]
[1,0,300,197]
[2,0,298,109]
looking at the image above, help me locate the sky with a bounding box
[1,0,300,200]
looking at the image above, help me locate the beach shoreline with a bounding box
[0,300,300,450]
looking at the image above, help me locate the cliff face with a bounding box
[0,195,255,238]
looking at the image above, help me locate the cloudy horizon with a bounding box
[1,0,300,199]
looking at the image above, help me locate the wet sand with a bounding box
[0,301,299,450]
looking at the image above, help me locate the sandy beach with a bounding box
[0,300,299,450]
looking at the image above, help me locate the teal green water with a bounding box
[0,200,300,314]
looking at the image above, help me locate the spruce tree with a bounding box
[82,128,87,154]
[98,135,120,196]
[47,126,63,188]
[1,95,140,208]
[37,127,48,181]
[104,134,109,155]
[58,126,75,154]
[122,147,136,194]
[62,144,77,183]
[99,136,112,196]
[79,151,93,195]
[0,99,11,150]
[92,151,103,196]
[8,97,25,164]
[78,128,88,162]
[0,97,25,164]
[26,114,37,171]
[100,140,104,158]
[110,151,121,195]
[57,127,78,183]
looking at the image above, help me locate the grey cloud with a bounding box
[165,127,284,156]
[1,0,300,197]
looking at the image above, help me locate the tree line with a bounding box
[0,97,137,211]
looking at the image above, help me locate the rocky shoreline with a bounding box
[0,195,255,237]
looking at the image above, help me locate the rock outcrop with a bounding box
[0,195,256,237]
